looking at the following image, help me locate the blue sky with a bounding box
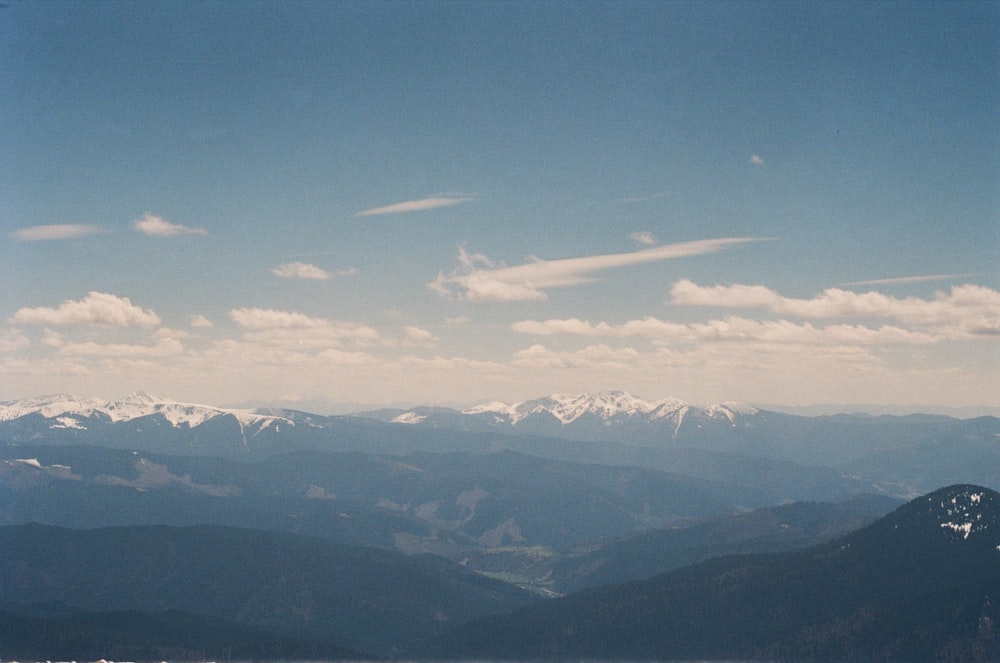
[2,1,998,411]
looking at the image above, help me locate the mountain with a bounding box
[0,391,291,432]
[3,391,996,497]
[364,390,760,441]
[0,522,533,657]
[544,493,902,593]
[0,445,749,552]
[417,484,1000,661]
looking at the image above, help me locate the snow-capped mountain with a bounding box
[464,391,757,427]
[0,392,292,433]
[378,390,761,441]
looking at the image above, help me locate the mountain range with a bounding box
[3,391,998,493]
[2,392,998,659]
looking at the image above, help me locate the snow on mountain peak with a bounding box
[0,394,106,421]
[465,391,694,425]
[0,393,292,430]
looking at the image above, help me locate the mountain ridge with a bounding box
[415,484,1000,661]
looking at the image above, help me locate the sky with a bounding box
[2,0,998,413]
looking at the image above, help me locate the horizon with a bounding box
[3,2,998,410]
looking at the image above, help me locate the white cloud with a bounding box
[669,279,1000,332]
[57,338,184,357]
[430,238,764,302]
[839,273,975,287]
[404,326,435,343]
[512,316,939,346]
[512,343,640,369]
[190,315,214,328]
[155,327,190,340]
[228,307,382,346]
[0,330,29,353]
[11,224,103,241]
[11,292,161,328]
[352,196,474,217]
[229,308,329,329]
[269,262,333,280]
[629,231,658,246]
[750,154,765,165]
[133,213,208,237]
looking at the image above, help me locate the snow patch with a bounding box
[392,412,427,424]
[52,416,87,430]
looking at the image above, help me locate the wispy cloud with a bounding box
[11,224,103,241]
[133,213,208,237]
[839,274,975,287]
[429,238,765,302]
[270,262,333,280]
[11,292,161,328]
[352,196,474,217]
[629,231,658,246]
[190,315,214,328]
[619,191,672,203]
[749,154,765,165]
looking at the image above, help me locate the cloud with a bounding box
[11,292,161,328]
[669,279,1000,331]
[629,231,658,246]
[512,343,641,369]
[133,213,208,237]
[749,154,765,165]
[352,196,474,217]
[619,191,672,203]
[190,314,214,328]
[429,238,765,302]
[511,316,939,346]
[403,326,436,345]
[228,307,382,346]
[270,262,333,280]
[0,330,30,353]
[11,224,103,241]
[839,273,975,287]
[56,338,184,357]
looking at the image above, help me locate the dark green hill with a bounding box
[416,484,1000,661]
[0,523,533,656]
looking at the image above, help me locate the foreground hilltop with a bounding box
[416,484,1000,661]
[0,485,995,661]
